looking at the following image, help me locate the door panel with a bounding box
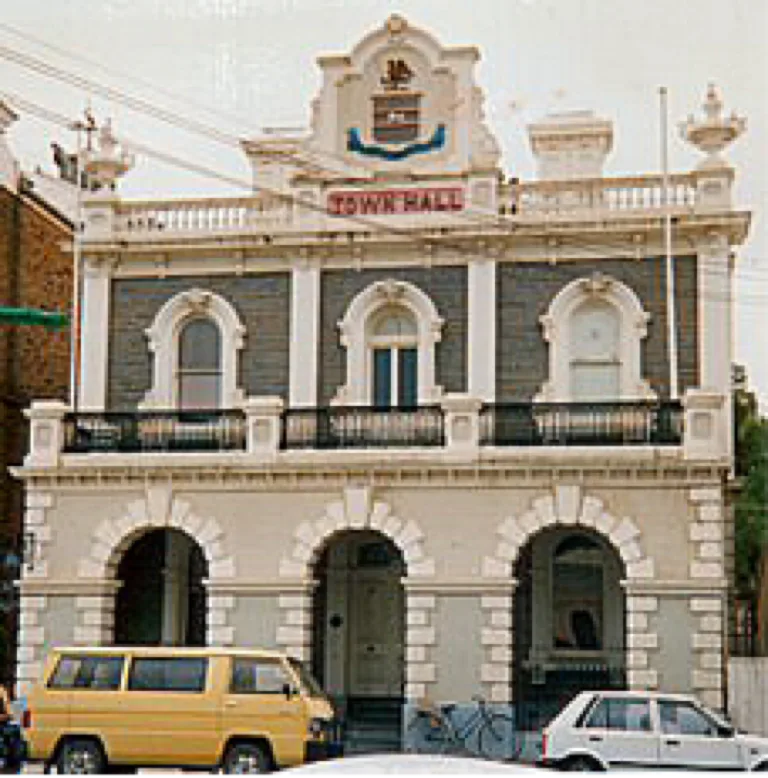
[657,700,742,769]
[221,658,305,767]
[349,570,403,697]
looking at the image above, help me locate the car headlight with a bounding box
[308,718,328,739]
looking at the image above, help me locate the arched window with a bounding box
[537,273,654,402]
[142,289,245,410]
[569,299,621,401]
[177,318,222,410]
[334,280,443,406]
[369,306,418,408]
[552,535,605,650]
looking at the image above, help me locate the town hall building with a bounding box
[14,15,750,752]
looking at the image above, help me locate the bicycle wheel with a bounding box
[407,710,454,755]
[477,712,516,760]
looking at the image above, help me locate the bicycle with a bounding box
[406,695,522,760]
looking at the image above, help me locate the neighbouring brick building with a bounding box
[0,100,72,687]
[15,16,751,757]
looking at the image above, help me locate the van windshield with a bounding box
[288,658,326,699]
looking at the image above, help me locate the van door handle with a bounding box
[224,700,238,708]
[588,736,603,742]
[665,739,681,746]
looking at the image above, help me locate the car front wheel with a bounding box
[57,739,106,775]
[222,743,271,774]
[562,755,602,771]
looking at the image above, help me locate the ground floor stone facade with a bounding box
[16,461,729,720]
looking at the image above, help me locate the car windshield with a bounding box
[288,658,326,699]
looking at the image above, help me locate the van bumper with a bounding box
[305,739,344,763]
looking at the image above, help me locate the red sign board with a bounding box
[327,187,464,216]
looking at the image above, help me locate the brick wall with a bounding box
[496,256,699,401]
[108,274,291,409]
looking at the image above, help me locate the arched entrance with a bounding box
[312,529,405,753]
[513,526,626,729]
[115,528,208,646]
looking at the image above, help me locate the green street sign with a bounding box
[0,307,69,329]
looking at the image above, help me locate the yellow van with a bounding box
[24,646,341,774]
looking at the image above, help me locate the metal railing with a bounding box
[281,406,445,449]
[63,410,247,453]
[480,400,683,447]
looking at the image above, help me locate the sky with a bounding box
[1,0,767,408]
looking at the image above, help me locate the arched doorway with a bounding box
[115,529,208,646]
[312,530,405,753]
[513,526,626,730]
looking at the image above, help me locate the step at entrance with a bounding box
[343,696,403,755]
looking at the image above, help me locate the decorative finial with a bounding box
[386,13,407,36]
[82,117,134,191]
[679,83,745,169]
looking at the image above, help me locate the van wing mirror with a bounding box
[282,682,298,699]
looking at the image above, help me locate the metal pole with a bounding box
[69,120,84,412]
[660,86,679,400]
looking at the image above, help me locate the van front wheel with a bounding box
[57,739,106,775]
[222,743,271,774]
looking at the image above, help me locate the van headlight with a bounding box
[308,718,327,739]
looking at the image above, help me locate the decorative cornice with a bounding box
[13,457,727,491]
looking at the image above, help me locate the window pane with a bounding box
[179,319,220,369]
[659,702,716,736]
[588,699,651,731]
[373,306,417,338]
[128,657,208,693]
[373,348,392,409]
[398,348,418,408]
[178,373,221,410]
[49,655,124,690]
[230,659,290,694]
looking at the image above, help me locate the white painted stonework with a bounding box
[141,288,246,409]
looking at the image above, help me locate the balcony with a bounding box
[49,400,686,457]
[77,169,740,248]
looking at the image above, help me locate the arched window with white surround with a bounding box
[537,273,654,403]
[142,289,245,410]
[334,279,443,406]
[177,318,222,409]
[369,305,418,408]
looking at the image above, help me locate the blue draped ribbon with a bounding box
[347,124,446,161]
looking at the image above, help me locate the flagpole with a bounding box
[660,86,679,401]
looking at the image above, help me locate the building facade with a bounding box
[15,16,750,750]
[0,100,73,687]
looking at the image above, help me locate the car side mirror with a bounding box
[282,683,297,699]
[718,724,734,738]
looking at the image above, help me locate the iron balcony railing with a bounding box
[60,401,684,454]
[281,406,445,449]
[479,400,684,447]
[62,410,247,453]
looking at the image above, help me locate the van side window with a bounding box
[127,658,208,693]
[230,659,290,694]
[48,655,124,690]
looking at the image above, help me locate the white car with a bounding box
[541,690,768,771]
[284,753,547,773]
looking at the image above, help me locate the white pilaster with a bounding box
[467,258,496,401]
[289,262,320,407]
[79,258,113,410]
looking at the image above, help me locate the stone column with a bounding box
[402,586,439,702]
[241,397,284,457]
[441,394,482,458]
[79,257,114,410]
[289,259,320,407]
[467,257,496,401]
[24,401,68,468]
[682,389,728,462]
